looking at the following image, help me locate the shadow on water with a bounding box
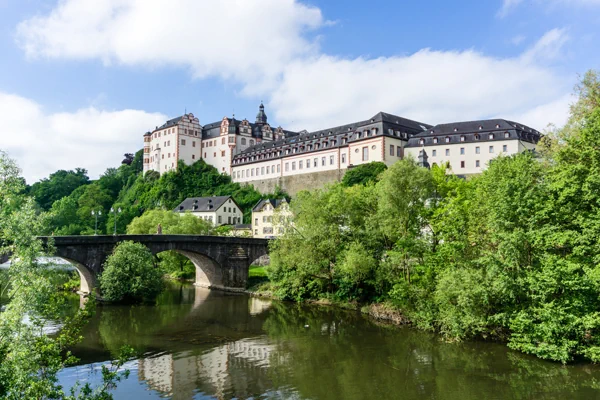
[58,283,600,400]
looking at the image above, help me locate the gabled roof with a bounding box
[174,196,239,213]
[252,198,287,212]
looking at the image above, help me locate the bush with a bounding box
[99,241,164,303]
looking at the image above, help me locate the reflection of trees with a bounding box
[262,302,600,400]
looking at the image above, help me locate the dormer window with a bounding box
[433,138,438,144]
[454,128,458,132]
[445,136,450,143]
[478,126,483,130]
[489,133,494,140]
[460,136,465,142]
[504,132,510,139]
[496,124,500,129]
[474,134,480,140]
[419,139,425,145]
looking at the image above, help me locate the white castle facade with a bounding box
[143,104,541,194]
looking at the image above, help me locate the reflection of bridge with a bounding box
[35,235,269,294]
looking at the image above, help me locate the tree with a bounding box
[0,150,132,398]
[126,210,212,278]
[99,241,164,303]
[29,168,90,210]
[341,162,387,187]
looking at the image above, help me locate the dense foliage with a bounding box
[28,168,90,210]
[126,210,213,279]
[269,70,600,363]
[99,241,164,303]
[40,154,283,235]
[341,161,387,187]
[0,151,131,399]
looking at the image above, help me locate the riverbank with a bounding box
[245,273,412,327]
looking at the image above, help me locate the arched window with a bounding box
[433,137,438,144]
[241,138,246,145]
[489,133,494,140]
[474,134,480,140]
[504,132,510,139]
[419,139,425,145]
[445,136,450,143]
[460,136,465,142]
[249,139,255,146]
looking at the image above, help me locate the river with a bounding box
[54,283,600,400]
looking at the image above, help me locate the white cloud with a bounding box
[0,92,166,183]
[269,32,572,131]
[511,35,526,46]
[12,0,576,173]
[16,0,324,93]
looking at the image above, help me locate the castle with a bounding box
[143,104,541,195]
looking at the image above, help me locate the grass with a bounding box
[247,265,269,290]
[249,265,267,278]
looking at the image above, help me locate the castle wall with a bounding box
[242,168,348,196]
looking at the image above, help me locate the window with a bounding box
[503,145,508,152]
[419,139,424,145]
[314,158,318,167]
[433,138,438,144]
[489,146,494,153]
[341,153,346,164]
[255,218,258,225]
[213,152,216,157]
[330,155,334,165]
[263,216,267,222]
[267,166,270,174]
[261,166,265,175]
[250,139,255,146]
[292,162,296,170]
[362,147,368,161]
[222,138,225,145]
[504,132,510,139]
[168,153,171,158]
[460,136,465,142]
[192,155,195,160]
[397,147,402,157]
[221,151,225,157]
[277,164,280,173]
[461,161,465,168]
[390,144,395,156]
[489,133,494,140]
[299,160,303,169]
[181,139,186,145]
[445,136,450,143]
[228,216,231,224]
[204,153,207,158]
[445,149,450,156]
[306,158,311,168]
[321,157,326,166]
[460,147,465,155]
[242,138,246,145]
[255,229,258,235]
[192,141,196,147]
[218,216,222,224]
[476,160,480,168]
[285,163,289,172]
[432,150,437,157]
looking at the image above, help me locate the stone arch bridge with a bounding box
[32,235,269,294]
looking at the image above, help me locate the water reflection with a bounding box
[60,284,600,400]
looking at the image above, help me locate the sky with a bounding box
[1,0,599,183]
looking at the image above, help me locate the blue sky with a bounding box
[1,0,599,182]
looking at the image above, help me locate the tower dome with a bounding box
[255,102,267,125]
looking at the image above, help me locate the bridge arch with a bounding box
[40,235,269,295]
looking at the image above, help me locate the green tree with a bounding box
[126,209,212,278]
[341,161,387,187]
[29,168,90,210]
[99,241,164,303]
[0,150,131,399]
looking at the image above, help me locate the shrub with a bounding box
[100,241,164,303]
